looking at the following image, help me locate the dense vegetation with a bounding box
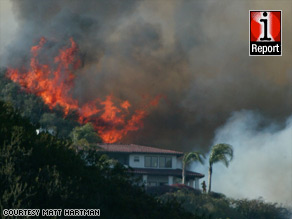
[1,70,291,218]
[0,100,196,218]
[157,188,291,219]
[0,68,80,138]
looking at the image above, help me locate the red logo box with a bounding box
[249,10,282,56]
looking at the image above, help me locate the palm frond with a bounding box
[209,143,233,167]
[183,151,205,165]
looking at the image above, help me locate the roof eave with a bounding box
[98,150,183,156]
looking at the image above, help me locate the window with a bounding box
[165,157,172,168]
[144,156,158,168]
[134,156,140,162]
[159,156,172,168]
[152,157,158,168]
[145,156,172,168]
[159,157,165,168]
[145,156,151,167]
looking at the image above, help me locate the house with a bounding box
[97,143,204,189]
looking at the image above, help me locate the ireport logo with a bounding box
[249,10,282,56]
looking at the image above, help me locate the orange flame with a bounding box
[6,37,160,143]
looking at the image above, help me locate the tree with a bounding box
[0,100,195,218]
[182,152,205,185]
[70,123,102,150]
[208,143,233,193]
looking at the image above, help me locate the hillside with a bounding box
[1,96,291,218]
[0,100,197,218]
[155,187,291,219]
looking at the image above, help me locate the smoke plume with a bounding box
[196,111,292,206]
[0,0,291,151]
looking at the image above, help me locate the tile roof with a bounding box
[128,168,204,178]
[97,143,184,156]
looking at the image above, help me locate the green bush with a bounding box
[158,189,291,219]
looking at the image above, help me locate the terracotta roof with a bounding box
[97,144,183,156]
[128,168,204,178]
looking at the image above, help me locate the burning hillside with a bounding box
[1,0,291,151]
[6,37,160,143]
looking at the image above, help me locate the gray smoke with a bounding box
[194,111,292,206]
[0,0,291,152]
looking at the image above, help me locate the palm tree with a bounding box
[208,143,233,193]
[182,152,205,185]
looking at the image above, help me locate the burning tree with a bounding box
[6,37,160,143]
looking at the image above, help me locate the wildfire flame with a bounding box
[6,37,161,143]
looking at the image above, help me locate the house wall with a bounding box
[128,154,199,174]
[129,154,179,169]
[138,174,200,188]
[120,153,202,189]
[171,156,177,169]
[195,178,199,189]
[176,157,182,169]
[129,154,145,168]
